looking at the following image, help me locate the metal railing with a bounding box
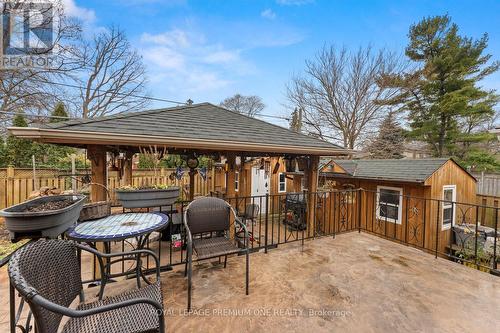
[2,188,498,332]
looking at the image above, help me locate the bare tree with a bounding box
[0,0,81,132]
[286,45,403,149]
[220,94,265,117]
[76,26,148,118]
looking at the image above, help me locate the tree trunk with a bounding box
[437,114,446,157]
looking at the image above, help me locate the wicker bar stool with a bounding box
[183,197,249,311]
[8,239,165,333]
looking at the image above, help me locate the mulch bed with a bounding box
[22,199,74,212]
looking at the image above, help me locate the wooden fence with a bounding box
[477,193,499,228]
[474,172,500,196]
[0,167,213,209]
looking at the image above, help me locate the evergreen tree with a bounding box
[459,148,500,172]
[289,107,302,133]
[5,113,34,167]
[381,15,499,157]
[0,136,6,167]
[367,112,405,159]
[32,102,74,168]
[50,102,69,123]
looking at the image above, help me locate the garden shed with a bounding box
[319,158,478,253]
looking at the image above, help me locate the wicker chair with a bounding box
[8,239,165,333]
[183,197,249,310]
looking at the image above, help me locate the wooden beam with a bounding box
[188,169,195,201]
[87,145,108,280]
[225,153,237,237]
[306,156,319,237]
[226,153,236,198]
[210,164,216,193]
[88,145,107,202]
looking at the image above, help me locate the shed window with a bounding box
[442,185,456,230]
[376,186,403,224]
[278,173,286,193]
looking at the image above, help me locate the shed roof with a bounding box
[330,158,475,183]
[8,103,347,156]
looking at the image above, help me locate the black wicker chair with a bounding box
[183,197,249,310]
[8,239,165,333]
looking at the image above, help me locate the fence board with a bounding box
[0,167,212,209]
[474,172,500,196]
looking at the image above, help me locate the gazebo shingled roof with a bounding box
[8,103,347,156]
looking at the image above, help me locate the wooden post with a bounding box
[188,169,195,201]
[71,154,77,192]
[226,153,237,236]
[88,145,107,202]
[306,156,319,237]
[226,153,236,198]
[32,155,37,191]
[211,165,216,193]
[6,165,14,207]
[87,145,108,279]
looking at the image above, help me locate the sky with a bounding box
[67,0,500,127]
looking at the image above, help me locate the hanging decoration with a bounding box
[198,167,207,181]
[175,166,185,180]
[273,161,280,174]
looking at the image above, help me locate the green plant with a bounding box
[116,184,171,191]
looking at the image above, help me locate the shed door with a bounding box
[251,166,269,212]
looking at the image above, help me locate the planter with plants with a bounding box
[115,184,180,209]
[0,194,86,241]
[115,145,181,209]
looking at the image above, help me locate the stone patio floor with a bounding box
[1,232,499,332]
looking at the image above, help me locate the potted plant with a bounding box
[115,145,181,209]
[0,194,86,241]
[115,184,180,209]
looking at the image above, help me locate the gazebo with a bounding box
[8,102,348,229]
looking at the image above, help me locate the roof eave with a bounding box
[8,127,350,156]
[321,172,425,184]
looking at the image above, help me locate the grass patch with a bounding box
[0,239,27,260]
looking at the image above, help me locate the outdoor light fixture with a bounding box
[297,157,309,172]
[259,158,265,170]
[264,160,271,174]
[108,152,120,172]
[284,156,296,172]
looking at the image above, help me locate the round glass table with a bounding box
[66,212,169,295]
[67,212,169,242]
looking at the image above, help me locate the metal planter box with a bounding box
[0,195,86,242]
[115,187,180,209]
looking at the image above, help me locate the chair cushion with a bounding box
[193,237,241,260]
[61,281,163,333]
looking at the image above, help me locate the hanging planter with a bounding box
[0,194,86,242]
